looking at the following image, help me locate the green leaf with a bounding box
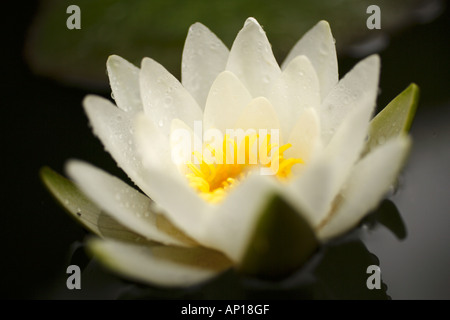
[238,194,319,279]
[366,83,419,153]
[27,0,430,88]
[40,166,145,242]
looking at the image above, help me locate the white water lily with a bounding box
[43,18,416,287]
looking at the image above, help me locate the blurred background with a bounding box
[2,0,449,299]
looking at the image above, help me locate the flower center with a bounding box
[185,133,303,203]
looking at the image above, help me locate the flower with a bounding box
[44,18,415,287]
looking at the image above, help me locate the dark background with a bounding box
[2,1,449,299]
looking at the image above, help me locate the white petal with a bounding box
[234,97,280,132]
[134,164,212,247]
[182,22,229,109]
[170,118,203,174]
[107,55,142,114]
[203,71,252,134]
[89,238,232,287]
[285,108,321,174]
[282,21,338,101]
[318,136,411,241]
[320,54,380,144]
[205,174,280,261]
[287,158,336,227]
[140,57,202,136]
[226,18,281,97]
[83,95,147,191]
[289,101,374,226]
[133,116,212,246]
[134,113,175,172]
[66,160,196,247]
[269,55,320,137]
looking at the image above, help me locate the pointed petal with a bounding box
[140,57,202,135]
[107,55,142,114]
[205,174,280,261]
[134,164,212,247]
[226,18,281,97]
[318,136,412,241]
[66,160,196,247]
[290,102,374,226]
[203,71,252,133]
[287,158,336,227]
[133,116,212,246]
[83,95,147,191]
[269,55,320,137]
[88,238,232,287]
[285,108,321,175]
[170,118,203,174]
[134,113,174,172]
[282,21,338,101]
[234,97,280,132]
[320,54,380,144]
[182,22,229,109]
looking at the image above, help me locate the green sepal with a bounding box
[366,83,419,153]
[40,166,143,241]
[238,194,319,279]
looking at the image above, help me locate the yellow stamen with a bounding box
[185,133,303,203]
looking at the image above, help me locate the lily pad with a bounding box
[26,0,439,88]
[238,194,319,279]
[366,83,419,153]
[40,166,144,242]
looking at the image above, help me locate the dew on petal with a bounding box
[164,95,173,107]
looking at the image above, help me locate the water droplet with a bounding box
[111,92,115,100]
[377,136,386,145]
[64,199,70,205]
[262,75,270,84]
[298,71,304,77]
[128,139,133,145]
[158,120,164,127]
[164,95,173,107]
